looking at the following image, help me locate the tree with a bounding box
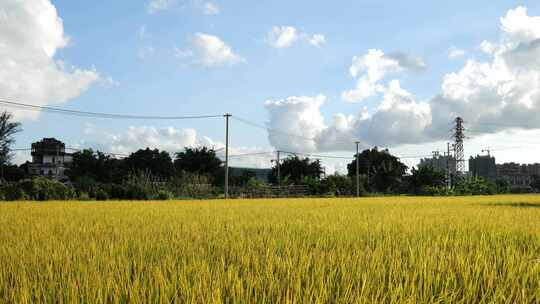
[0,111,21,167]
[530,175,540,192]
[454,177,497,195]
[347,147,407,193]
[495,178,511,194]
[1,165,26,182]
[66,149,124,183]
[174,147,223,185]
[323,174,360,196]
[174,147,222,175]
[407,166,446,195]
[124,148,175,179]
[270,155,324,184]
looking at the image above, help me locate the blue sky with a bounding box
[4,0,540,171]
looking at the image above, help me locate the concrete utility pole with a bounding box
[355,141,360,197]
[224,113,231,199]
[276,150,281,187]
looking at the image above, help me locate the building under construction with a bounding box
[469,155,497,181]
[419,153,456,174]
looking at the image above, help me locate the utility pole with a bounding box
[276,150,281,187]
[224,113,231,199]
[446,142,451,189]
[355,141,360,197]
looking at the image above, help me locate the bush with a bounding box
[423,186,454,196]
[0,183,30,201]
[156,190,173,200]
[95,189,109,201]
[18,177,75,201]
[78,192,92,201]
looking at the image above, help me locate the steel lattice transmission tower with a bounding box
[453,117,465,174]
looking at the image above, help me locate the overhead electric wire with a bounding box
[12,147,130,157]
[0,99,223,120]
[231,116,316,141]
[279,150,352,160]
[232,115,360,146]
[220,151,276,158]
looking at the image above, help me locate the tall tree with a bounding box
[174,147,222,175]
[124,148,175,179]
[270,155,324,184]
[66,149,124,183]
[347,147,407,193]
[0,111,21,167]
[407,165,446,194]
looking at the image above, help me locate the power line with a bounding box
[12,147,130,157]
[0,98,223,120]
[232,116,316,141]
[280,150,352,160]
[222,151,275,158]
[232,115,360,148]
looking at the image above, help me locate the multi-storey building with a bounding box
[28,138,73,179]
[469,155,497,181]
[418,154,456,174]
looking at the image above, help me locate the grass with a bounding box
[0,195,539,303]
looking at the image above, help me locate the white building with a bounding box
[28,138,73,179]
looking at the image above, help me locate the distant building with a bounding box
[230,167,272,183]
[418,154,456,174]
[28,138,73,179]
[497,162,532,189]
[469,155,496,181]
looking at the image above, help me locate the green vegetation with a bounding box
[0,196,539,303]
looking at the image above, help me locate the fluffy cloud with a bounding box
[147,0,176,13]
[202,2,220,15]
[178,33,245,67]
[0,0,101,120]
[266,26,325,49]
[265,95,326,152]
[83,125,202,154]
[267,26,299,48]
[341,49,426,102]
[309,34,326,47]
[448,46,466,59]
[81,124,271,168]
[268,6,540,152]
[266,83,431,152]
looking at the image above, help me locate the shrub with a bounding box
[18,177,75,201]
[78,192,92,201]
[0,183,30,201]
[156,190,173,200]
[423,186,454,196]
[103,183,128,200]
[95,189,109,201]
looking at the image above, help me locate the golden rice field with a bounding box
[1,196,539,303]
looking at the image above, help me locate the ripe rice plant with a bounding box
[0,195,539,303]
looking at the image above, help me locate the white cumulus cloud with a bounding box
[0,0,101,120]
[147,0,176,13]
[267,26,299,49]
[179,33,245,67]
[81,124,271,168]
[202,2,220,15]
[266,26,325,49]
[309,34,326,47]
[448,46,466,59]
[268,6,540,152]
[341,49,426,102]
